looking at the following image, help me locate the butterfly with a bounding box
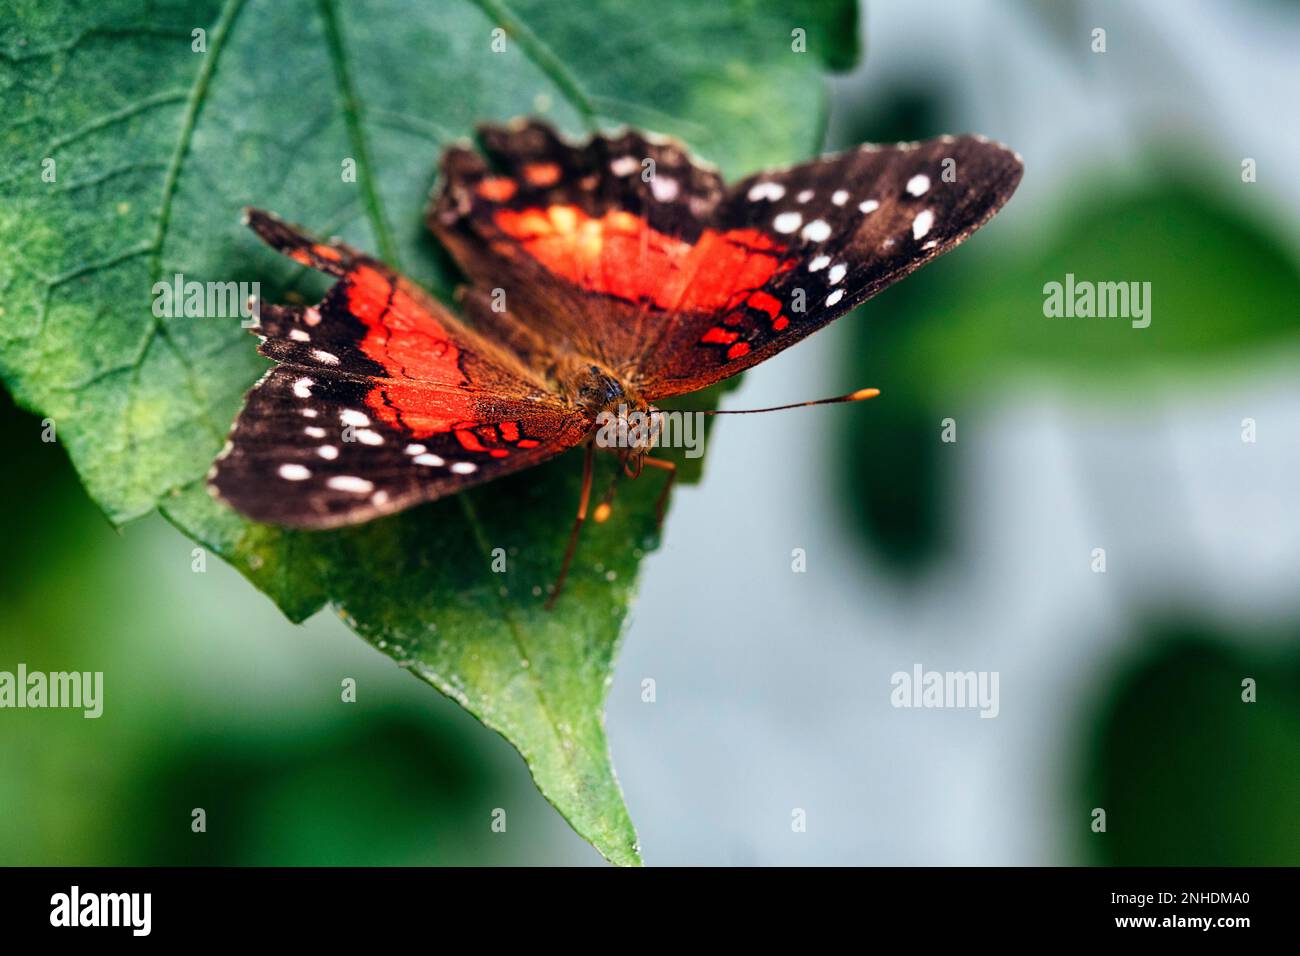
[209,119,1022,598]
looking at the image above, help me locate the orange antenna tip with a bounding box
[699,385,883,416]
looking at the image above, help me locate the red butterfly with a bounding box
[209,119,1022,601]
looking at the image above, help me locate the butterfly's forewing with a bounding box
[208,211,588,529]
[636,136,1024,398]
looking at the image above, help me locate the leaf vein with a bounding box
[139,0,247,446]
[316,0,400,267]
[466,0,597,129]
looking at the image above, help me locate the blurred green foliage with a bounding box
[1076,625,1300,865]
[835,86,1300,573]
[830,74,1300,865]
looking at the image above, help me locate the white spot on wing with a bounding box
[747,181,786,202]
[404,443,427,455]
[808,255,830,272]
[414,453,445,467]
[828,263,847,284]
[610,155,639,176]
[826,289,845,307]
[858,199,879,214]
[279,464,311,481]
[831,190,849,206]
[450,462,478,475]
[796,189,813,203]
[354,428,383,446]
[292,377,314,398]
[317,445,339,460]
[906,174,931,196]
[773,211,802,234]
[650,176,679,201]
[328,475,374,494]
[304,426,326,438]
[912,209,935,240]
[340,409,369,427]
[289,329,310,342]
[801,219,832,242]
[312,349,339,365]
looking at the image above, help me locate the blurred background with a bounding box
[2,0,1297,864]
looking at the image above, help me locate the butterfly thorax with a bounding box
[560,361,643,420]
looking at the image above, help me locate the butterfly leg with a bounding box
[545,439,596,610]
[639,456,677,527]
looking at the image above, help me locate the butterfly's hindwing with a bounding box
[209,365,588,529]
[639,135,1024,397]
[209,211,589,529]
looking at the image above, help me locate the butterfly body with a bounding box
[209,119,1022,532]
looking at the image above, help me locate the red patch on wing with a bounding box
[284,242,343,271]
[700,326,739,345]
[522,162,562,186]
[477,176,518,201]
[747,290,782,318]
[343,264,476,438]
[493,204,794,313]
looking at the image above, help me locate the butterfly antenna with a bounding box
[700,387,880,415]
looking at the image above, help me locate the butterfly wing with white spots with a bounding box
[208,210,589,529]
[636,134,1024,398]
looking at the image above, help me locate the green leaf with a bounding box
[0,0,857,864]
